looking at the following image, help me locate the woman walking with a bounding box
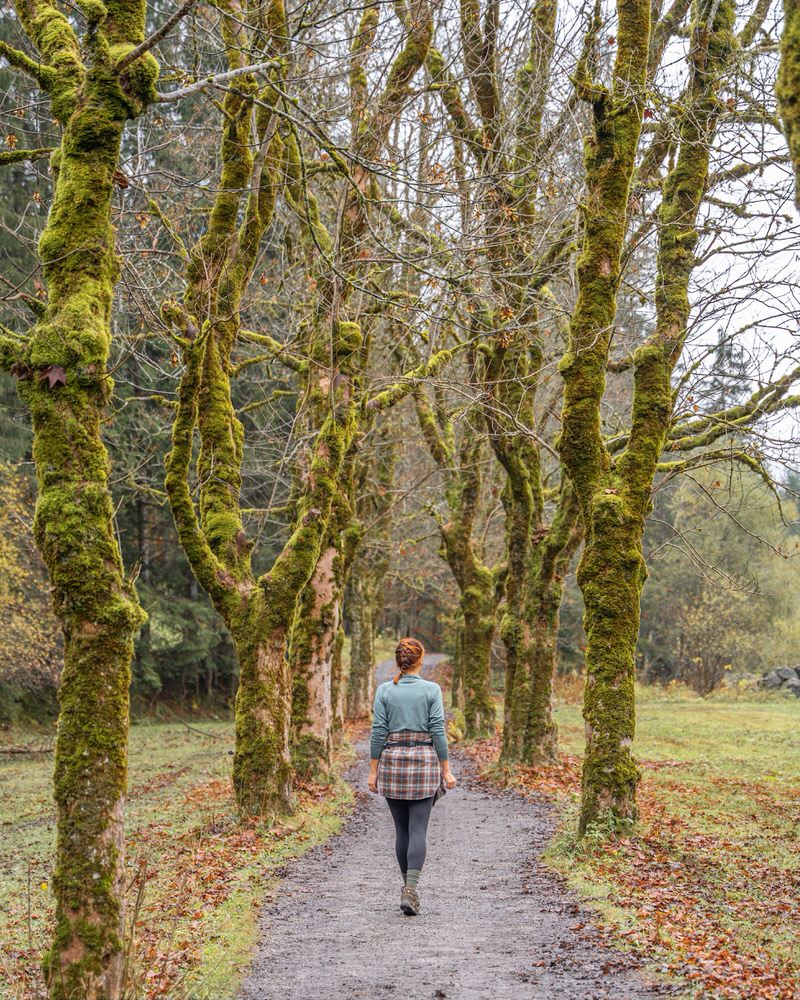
[368,638,457,915]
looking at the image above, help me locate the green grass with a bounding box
[543,689,800,997]
[0,722,354,999]
[459,683,800,996]
[554,690,800,844]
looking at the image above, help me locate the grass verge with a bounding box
[0,721,355,999]
[461,686,800,1000]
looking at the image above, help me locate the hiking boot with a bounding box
[400,885,420,916]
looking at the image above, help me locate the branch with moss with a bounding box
[657,446,774,477]
[426,46,484,157]
[667,365,800,445]
[116,0,198,71]
[12,0,84,123]
[359,0,433,160]
[164,331,231,611]
[148,197,189,259]
[648,0,692,78]
[0,38,55,89]
[0,146,55,166]
[739,0,773,47]
[364,345,459,413]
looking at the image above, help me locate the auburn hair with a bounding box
[393,637,424,684]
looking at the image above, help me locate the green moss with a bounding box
[449,558,497,738]
[779,0,800,203]
[558,0,652,836]
[334,320,363,356]
[289,544,339,775]
[3,3,159,991]
[502,482,581,765]
[231,588,293,817]
[291,733,332,781]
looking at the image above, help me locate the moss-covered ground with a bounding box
[462,685,800,999]
[0,721,354,999]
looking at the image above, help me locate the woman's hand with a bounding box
[442,763,457,790]
[368,760,379,794]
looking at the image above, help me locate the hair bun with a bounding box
[393,637,425,683]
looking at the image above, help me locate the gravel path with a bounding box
[241,657,670,1000]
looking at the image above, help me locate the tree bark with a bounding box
[345,430,395,717]
[0,1,158,993]
[284,0,434,759]
[290,544,339,776]
[346,573,375,716]
[560,0,734,834]
[231,591,293,814]
[163,1,302,815]
[441,521,498,737]
[778,0,800,203]
[414,350,500,737]
[558,0,651,834]
[502,485,582,764]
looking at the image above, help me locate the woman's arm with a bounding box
[430,686,457,788]
[368,686,388,793]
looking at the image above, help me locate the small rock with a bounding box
[784,677,800,696]
[761,671,782,690]
[775,666,798,681]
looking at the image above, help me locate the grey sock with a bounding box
[406,869,421,889]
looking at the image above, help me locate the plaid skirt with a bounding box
[377,730,442,800]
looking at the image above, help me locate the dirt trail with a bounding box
[241,657,671,1000]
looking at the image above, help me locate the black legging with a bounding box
[385,796,434,873]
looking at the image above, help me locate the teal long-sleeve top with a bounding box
[370,675,449,761]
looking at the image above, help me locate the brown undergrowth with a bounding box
[1,722,355,1000]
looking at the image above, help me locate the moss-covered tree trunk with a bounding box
[165,0,435,809]
[290,542,340,776]
[230,591,293,812]
[459,568,497,735]
[440,521,498,736]
[162,1,309,815]
[345,430,395,717]
[413,339,500,737]
[450,619,465,710]
[502,485,582,764]
[0,1,158,993]
[346,573,376,715]
[778,0,800,197]
[557,0,651,833]
[329,621,347,742]
[167,306,355,815]
[286,0,433,754]
[290,443,359,769]
[560,0,734,834]
[437,0,582,760]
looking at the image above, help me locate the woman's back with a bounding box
[370,675,447,761]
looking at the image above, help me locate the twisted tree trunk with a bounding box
[440,521,498,736]
[0,1,158,993]
[288,0,434,762]
[558,0,651,833]
[502,484,582,764]
[560,0,735,834]
[290,543,340,776]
